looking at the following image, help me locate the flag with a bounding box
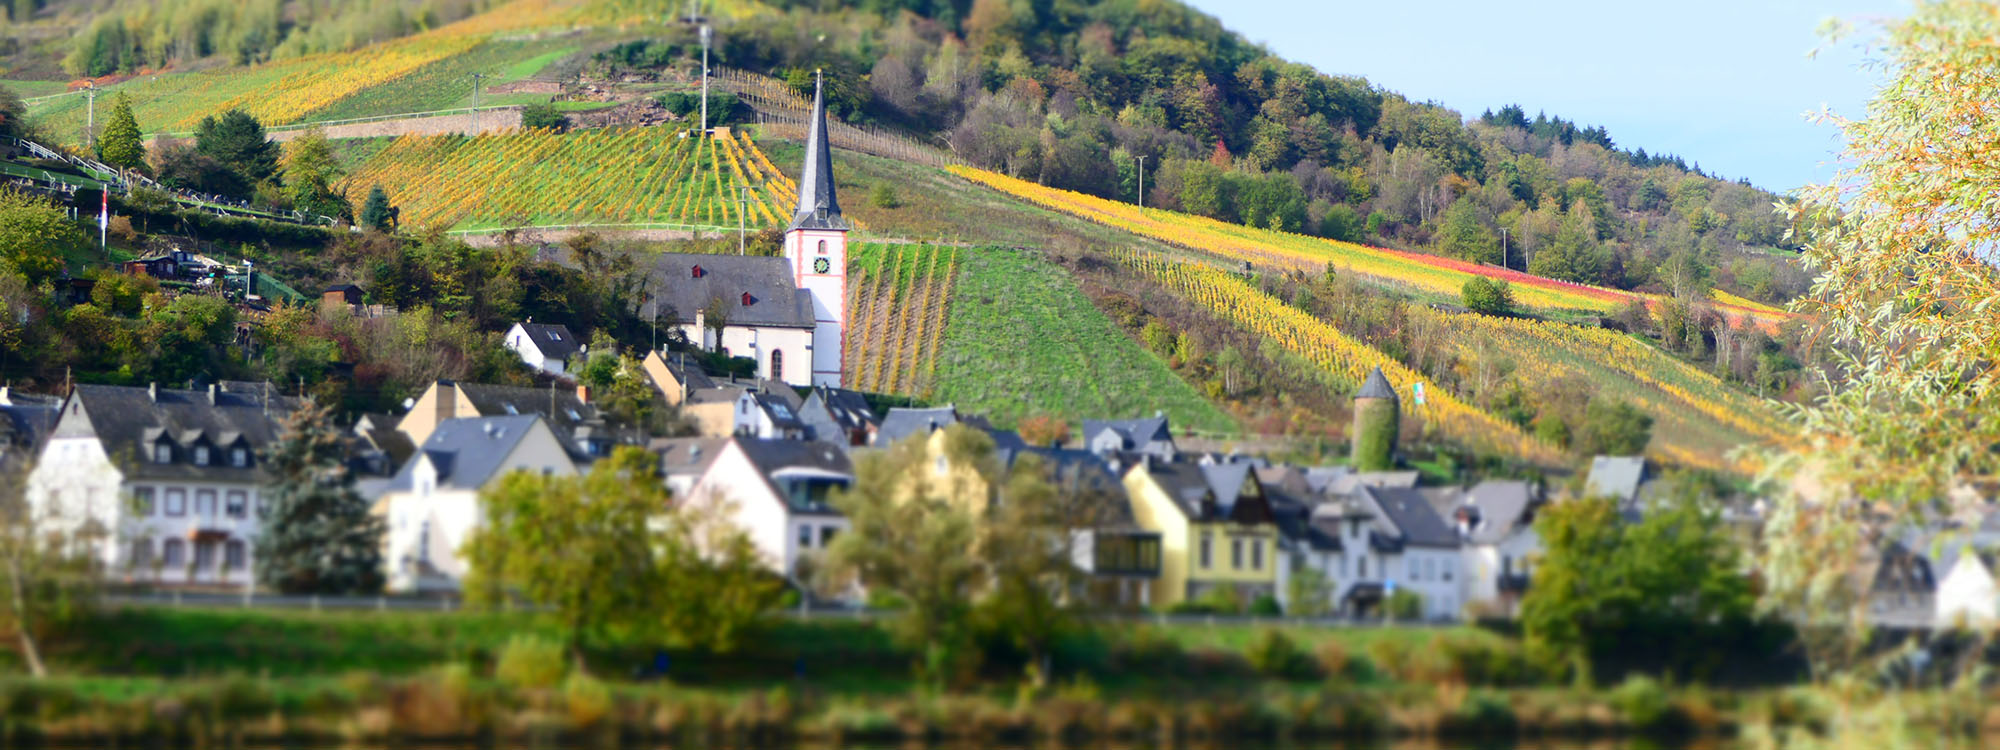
[1413,382,1426,406]
[98,189,107,230]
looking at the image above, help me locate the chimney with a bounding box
[435,381,457,425]
[576,384,591,403]
[148,382,157,402]
[208,383,220,404]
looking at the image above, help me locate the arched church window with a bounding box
[817,240,827,254]
[770,350,783,382]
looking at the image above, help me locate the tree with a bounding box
[0,188,87,284]
[96,93,144,171]
[464,447,666,665]
[194,110,280,188]
[823,431,985,684]
[154,143,249,198]
[1576,399,1652,455]
[0,457,101,678]
[657,465,786,653]
[256,400,385,594]
[1655,248,1710,301]
[282,127,349,220]
[1528,202,1606,284]
[1285,567,1332,618]
[1436,197,1499,264]
[0,85,27,141]
[1460,276,1513,315]
[521,103,567,130]
[1015,414,1070,447]
[1318,203,1361,242]
[1521,491,1754,681]
[358,185,394,232]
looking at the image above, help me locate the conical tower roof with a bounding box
[788,71,847,232]
[1356,367,1398,402]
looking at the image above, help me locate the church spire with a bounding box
[788,70,846,232]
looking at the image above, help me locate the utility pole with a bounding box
[699,24,713,135]
[84,83,97,152]
[1499,227,1509,270]
[471,73,486,133]
[1136,154,1146,213]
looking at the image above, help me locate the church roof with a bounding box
[645,253,816,329]
[787,73,847,232]
[1356,367,1398,402]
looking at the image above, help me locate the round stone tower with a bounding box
[1352,367,1400,471]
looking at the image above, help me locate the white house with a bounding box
[375,415,578,593]
[1082,415,1176,459]
[1446,480,1541,617]
[26,382,301,588]
[504,322,583,375]
[684,385,807,439]
[1311,485,1463,620]
[1934,546,1999,628]
[678,437,852,593]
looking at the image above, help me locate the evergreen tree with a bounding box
[1527,203,1605,284]
[194,110,280,185]
[1435,197,1498,264]
[96,93,144,171]
[358,185,393,232]
[256,400,385,594]
[281,127,349,220]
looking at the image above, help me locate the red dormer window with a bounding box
[692,265,705,279]
[740,292,755,306]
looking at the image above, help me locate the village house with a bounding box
[504,321,584,376]
[797,385,879,447]
[1444,480,1542,617]
[677,437,853,594]
[640,350,717,407]
[1122,455,1279,608]
[375,415,579,593]
[683,382,807,439]
[1081,414,1177,460]
[1305,485,1463,620]
[26,382,302,587]
[396,379,627,458]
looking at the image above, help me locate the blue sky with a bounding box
[1180,0,1903,194]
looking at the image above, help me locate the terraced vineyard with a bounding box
[340,129,791,230]
[844,243,960,396]
[949,166,1794,329]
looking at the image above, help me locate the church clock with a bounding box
[813,257,831,274]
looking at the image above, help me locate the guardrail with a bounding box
[446,221,739,236]
[143,105,525,139]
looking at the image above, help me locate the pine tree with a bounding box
[256,401,384,594]
[97,93,144,171]
[358,185,393,232]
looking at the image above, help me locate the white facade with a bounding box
[1459,526,1540,616]
[1313,508,1462,621]
[678,321,815,387]
[784,228,848,388]
[504,322,571,375]
[680,440,849,584]
[377,418,579,593]
[1936,551,1999,628]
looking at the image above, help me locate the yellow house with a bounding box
[1123,457,1279,608]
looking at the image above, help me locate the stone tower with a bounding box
[783,72,850,388]
[1352,367,1400,471]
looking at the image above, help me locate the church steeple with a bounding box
[788,71,846,232]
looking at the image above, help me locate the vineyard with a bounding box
[948,166,1794,329]
[340,128,794,230]
[1118,249,1568,466]
[844,243,960,396]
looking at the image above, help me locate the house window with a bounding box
[770,349,783,382]
[164,488,186,516]
[194,541,216,570]
[820,526,837,546]
[154,443,172,463]
[132,486,155,516]
[1230,538,1243,569]
[255,494,270,518]
[548,330,562,341]
[1424,558,1435,580]
[1443,559,1453,582]
[1501,555,1512,577]
[193,446,210,466]
[225,490,247,518]
[230,447,248,467]
[1358,556,1367,579]
[1251,539,1263,571]
[163,539,185,567]
[129,538,152,569]
[224,540,246,570]
[196,489,217,517]
[798,524,813,550]
[1407,559,1418,581]
[1199,533,1212,569]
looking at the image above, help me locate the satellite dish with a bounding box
[401,397,416,411]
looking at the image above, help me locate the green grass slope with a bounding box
[933,247,1235,434]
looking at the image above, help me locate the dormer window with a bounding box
[741,292,755,306]
[692,265,706,279]
[193,446,210,466]
[230,447,248,468]
[548,330,562,341]
[154,444,172,464]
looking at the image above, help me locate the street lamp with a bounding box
[699,25,713,135]
[1499,227,1509,270]
[1136,154,1146,213]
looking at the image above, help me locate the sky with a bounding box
[1180,0,1904,194]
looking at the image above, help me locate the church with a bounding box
[651,76,849,388]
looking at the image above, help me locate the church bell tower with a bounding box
[784,71,850,389]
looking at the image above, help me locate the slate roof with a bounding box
[647,351,718,394]
[1459,480,1536,545]
[802,386,879,433]
[1870,540,1937,595]
[752,390,805,431]
[652,436,729,481]
[1268,487,1342,553]
[1082,416,1172,452]
[1356,367,1398,402]
[0,393,60,457]
[450,381,607,451]
[875,406,966,446]
[1585,456,1647,502]
[733,438,854,515]
[389,415,548,491]
[1135,457,1272,525]
[645,254,816,329]
[514,322,581,361]
[788,75,848,232]
[757,379,806,413]
[1325,470,1420,497]
[1360,484,1460,549]
[59,383,304,482]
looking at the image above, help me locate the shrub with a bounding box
[521,103,567,131]
[1246,594,1282,617]
[563,673,613,728]
[1461,276,1513,315]
[494,634,566,690]
[1385,589,1423,620]
[1610,674,1678,732]
[869,183,901,209]
[1243,629,1317,681]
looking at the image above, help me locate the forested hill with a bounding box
[720,0,1803,304]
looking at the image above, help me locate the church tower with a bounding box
[784,72,850,388]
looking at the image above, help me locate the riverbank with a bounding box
[0,606,1958,747]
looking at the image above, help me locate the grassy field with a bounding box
[341,129,790,230]
[931,247,1236,433]
[303,40,575,122]
[1,79,69,98]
